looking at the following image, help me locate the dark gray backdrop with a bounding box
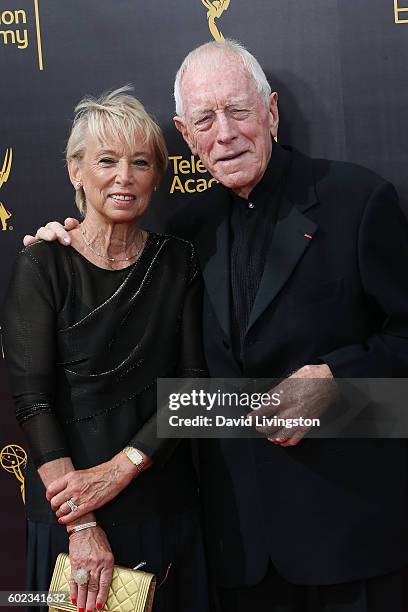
[0,0,407,593]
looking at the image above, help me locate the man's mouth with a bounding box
[216,152,245,163]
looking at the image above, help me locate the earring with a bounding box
[75,181,82,189]
[154,186,158,192]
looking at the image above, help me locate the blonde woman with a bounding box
[3,87,209,612]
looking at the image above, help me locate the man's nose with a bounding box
[215,112,237,144]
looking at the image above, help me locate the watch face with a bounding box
[127,448,143,465]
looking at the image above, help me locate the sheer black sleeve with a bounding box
[129,247,207,461]
[2,249,70,467]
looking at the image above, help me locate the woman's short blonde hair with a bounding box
[66,85,168,215]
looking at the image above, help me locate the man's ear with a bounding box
[173,116,198,155]
[268,92,279,140]
[68,158,81,188]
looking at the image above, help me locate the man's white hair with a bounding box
[174,39,271,118]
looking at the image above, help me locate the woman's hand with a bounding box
[69,525,114,612]
[46,451,151,524]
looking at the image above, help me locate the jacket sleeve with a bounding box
[321,180,408,377]
[2,249,70,467]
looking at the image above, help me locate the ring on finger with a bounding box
[67,498,78,512]
[74,568,90,585]
[268,436,282,444]
[268,430,288,444]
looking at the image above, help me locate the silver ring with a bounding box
[74,568,90,585]
[67,498,78,512]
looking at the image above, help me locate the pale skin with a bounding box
[66,135,158,270]
[248,365,339,445]
[24,52,336,446]
[43,453,149,612]
[37,457,114,612]
[27,132,157,611]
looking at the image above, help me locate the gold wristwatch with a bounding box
[122,446,145,473]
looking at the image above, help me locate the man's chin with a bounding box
[212,169,249,191]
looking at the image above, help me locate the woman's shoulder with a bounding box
[148,230,196,257]
[147,232,200,283]
[14,241,71,280]
[150,232,200,283]
[20,240,67,263]
[5,242,72,307]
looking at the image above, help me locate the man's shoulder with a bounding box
[287,146,394,211]
[292,146,388,188]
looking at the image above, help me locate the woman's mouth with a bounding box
[109,194,136,207]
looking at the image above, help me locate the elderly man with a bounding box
[25,41,408,612]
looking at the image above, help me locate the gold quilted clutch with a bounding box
[48,553,156,612]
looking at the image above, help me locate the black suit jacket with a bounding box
[165,146,408,587]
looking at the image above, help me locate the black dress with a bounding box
[3,233,210,612]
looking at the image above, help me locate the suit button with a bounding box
[223,340,230,350]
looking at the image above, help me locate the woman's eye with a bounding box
[133,159,149,167]
[99,158,114,165]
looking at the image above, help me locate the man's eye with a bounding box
[230,109,249,119]
[195,116,212,127]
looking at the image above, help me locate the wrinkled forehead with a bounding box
[181,58,260,117]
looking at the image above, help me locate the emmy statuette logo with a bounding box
[0,444,27,503]
[0,203,12,231]
[0,148,13,231]
[201,0,231,41]
[394,0,408,23]
[168,1,230,194]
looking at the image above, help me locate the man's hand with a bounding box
[23,217,79,247]
[249,364,338,447]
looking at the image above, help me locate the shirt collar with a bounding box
[230,141,291,208]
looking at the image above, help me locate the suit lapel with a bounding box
[247,200,317,331]
[247,147,319,333]
[194,184,231,339]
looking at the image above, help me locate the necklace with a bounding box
[80,224,146,263]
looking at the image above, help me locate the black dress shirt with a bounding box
[230,142,291,365]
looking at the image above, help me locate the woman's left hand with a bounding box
[47,453,148,524]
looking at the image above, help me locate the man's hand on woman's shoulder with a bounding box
[23,217,80,247]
